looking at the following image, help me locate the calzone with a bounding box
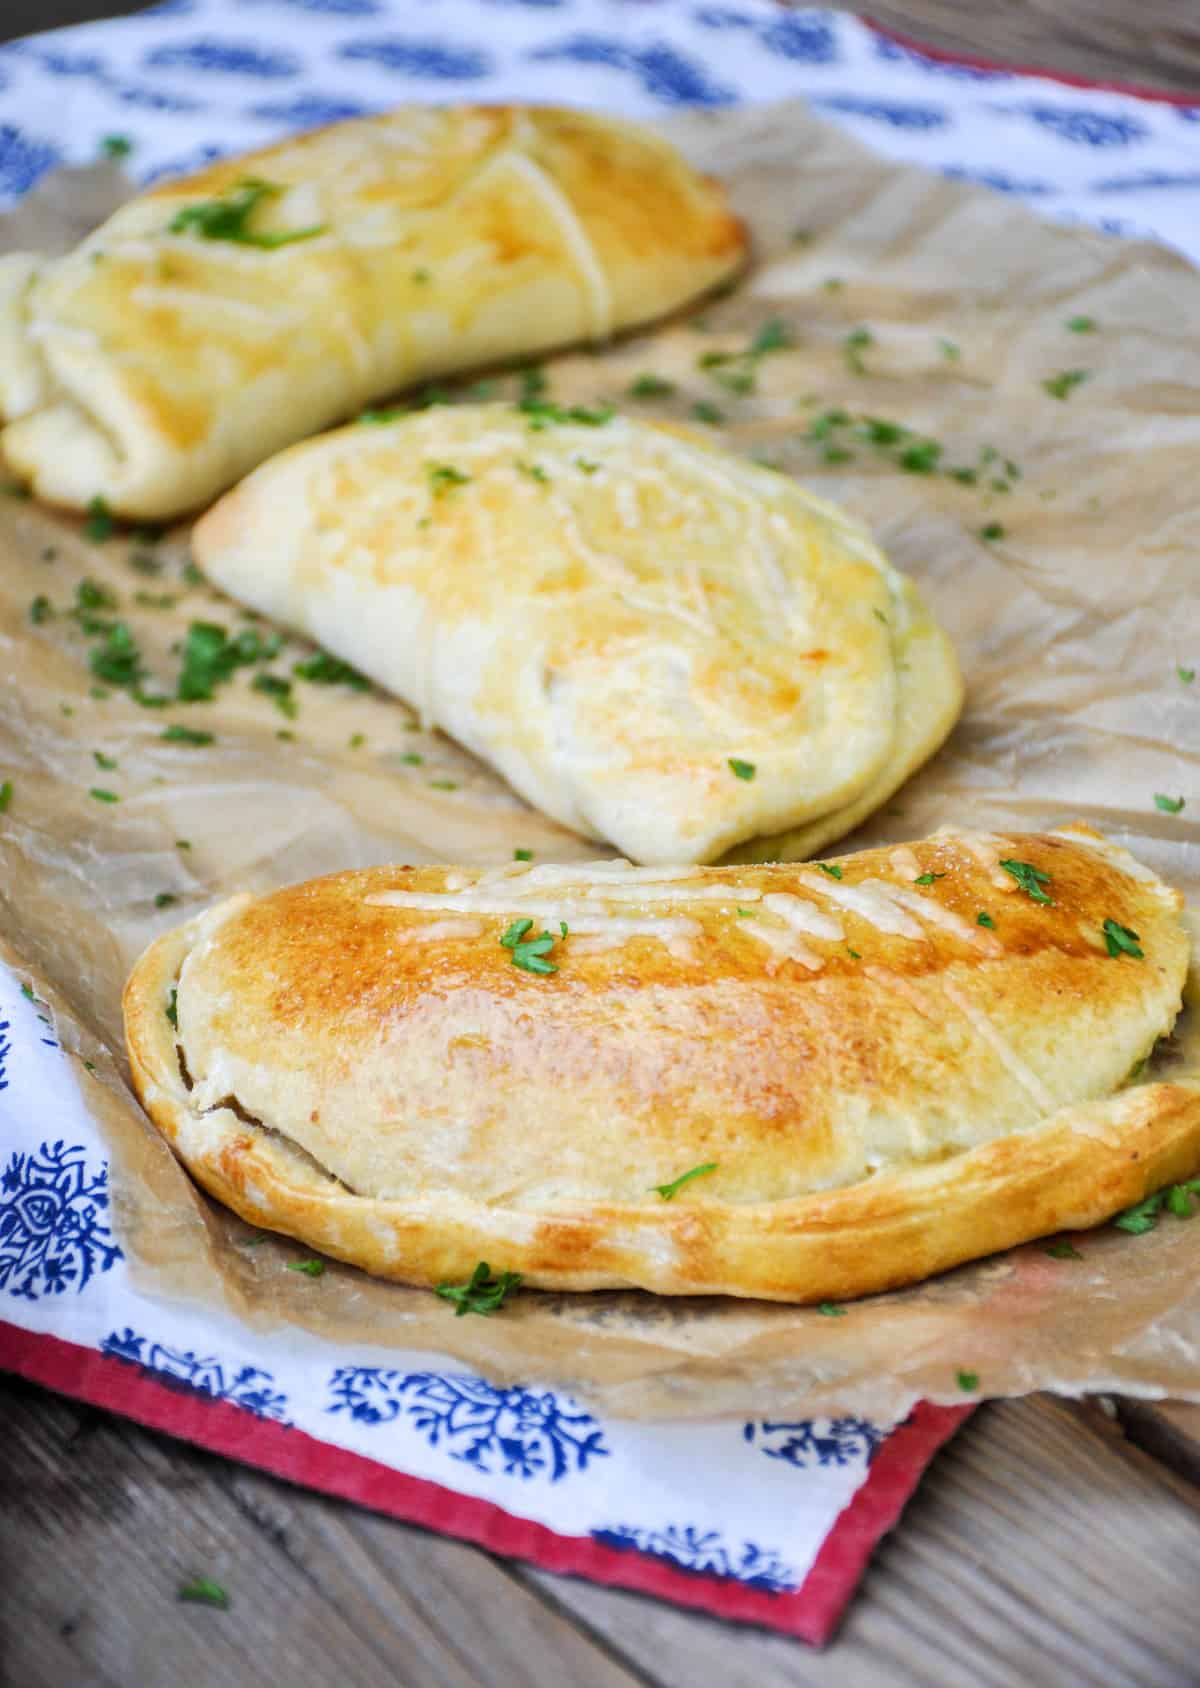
[0,105,745,518]
[192,404,962,864]
[123,827,1200,1303]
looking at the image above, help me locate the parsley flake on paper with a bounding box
[1179,666,1195,685]
[653,1162,718,1200]
[161,724,214,746]
[817,1302,847,1318]
[436,1261,523,1316]
[292,651,369,689]
[1113,1180,1200,1235]
[1000,859,1053,905]
[178,1577,229,1610]
[1154,793,1185,814]
[514,848,534,862]
[84,496,115,543]
[0,780,12,813]
[1042,369,1089,401]
[1045,1241,1083,1260]
[89,788,119,804]
[728,758,756,781]
[628,373,676,399]
[1066,316,1097,334]
[287,1259,326,1278]
[168,177,325,249]
[1102,918,1143,959]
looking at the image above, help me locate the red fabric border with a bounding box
[0,1318,970,1644]
[863,16,1200,107]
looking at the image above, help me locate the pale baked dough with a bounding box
[123,826,1200,1302]
[192,404,962,864]
[0,105,745,518]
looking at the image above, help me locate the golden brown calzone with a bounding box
[123,826,1200,1302]
[0,105,745,517]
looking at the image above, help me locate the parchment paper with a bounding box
[2,101,1199,1423]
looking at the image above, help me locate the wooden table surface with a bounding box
[2,5,1200,1685]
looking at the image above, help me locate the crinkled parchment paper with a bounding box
[2,102,1199,1423]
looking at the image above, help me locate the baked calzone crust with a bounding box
[123,827,1200,1303]
[192,404,962,864]
[0,105,744,518]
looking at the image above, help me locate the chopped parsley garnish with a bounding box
[979,522,1006,542]
[514,848,534,861]
[628,374,676,399]
[574,456,600,474]
[400,751,423,766]
[1066,316,1097,334]
[134,591,177,610]
[1154,793,1185,814]
[823,445,854,465]
[168,177,325,249]
[429,778,458,791]
[846,947,861,959]
[1114,1181,1200,1235]
[427,462,471,497]
[1000,859,1053,905]
[93,750,118,771]
[292,651,369,689]
[1045,1241,1083,1260]
[436,1261,523,1316]
[89,623,146,692]
[822,277,844,293]
[653,1162,718,1200]
[913,871,945,886]
[518,398,614,430]
[1042,368,1089,401]
[178,621,279,702]
[176,839,192,850]
[177,1577,229,1610]
[349,733,365,749]
[287,1258,326,1277]
[155,892,178,910]
[519,366,547,402]
[843,326,873,374]
[728,758,756,781]
[161,724,214,746]
[690,400,725,425]
[809,408,850,440]
[817,862,843,879]
[976,911,995,929]
[0,780,11,814]
[1102,918,1143,959]
[817,1301,847,1317]
[252,672,296,717]
[84,495,115,543]
[29,595,53,624]
[938,338,960,360]
[516,460,550,484]
[736,907,756,918]
[956,1369,980,1392]
[358,407,407,425]
[898,439,942,475]
[699,318,792,396]
[101,133,133,160]
[411,267,431,284]
[500,917,560,974]
[1179,666,1195,685]
[89,787,119,803]
[166,988,178,1028]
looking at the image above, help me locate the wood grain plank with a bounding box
[517,1396,1200,1688]
[0,1377,649,1688]
[1115,1400,1200,1488]
[830,0,1200,93]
